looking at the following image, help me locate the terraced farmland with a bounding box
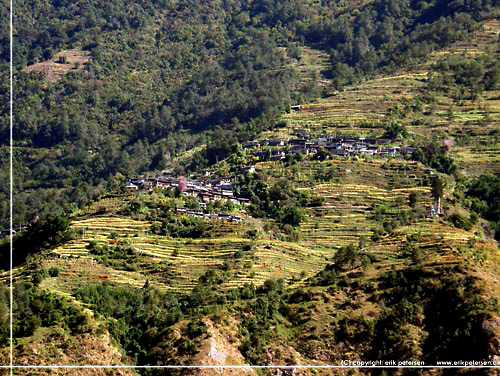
[278,19,500,176]
[43,215,331,294]
[36,150,495,297]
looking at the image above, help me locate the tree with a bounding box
[178,176,187,193]
[431,176,444,213]
[383,121,408,139]
[278,206,304,227]
[409,192,421,208]
[109,172,126,193]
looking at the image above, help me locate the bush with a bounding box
[48,267,60,277]
[177,338,198,355]
[409,192,421,208]
[185,320,207,339]
[161,216,214,238]
[242,244,253,252]
[333,244,359,271]
[32,270,48,285]
[383,122,408,139]
[233,250,244,259]
[246,229,258,239]
[260,279,284,294]
[278,206,304,227]
[411,248,426,264]
[449,213,473,231]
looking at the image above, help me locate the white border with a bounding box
[6,2,500,373]
[9,0,13,373]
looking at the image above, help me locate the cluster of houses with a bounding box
[126,175,251,207]
[175,208,242,223]
[245,133,416,160]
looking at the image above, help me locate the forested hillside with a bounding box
[0,0,498,228]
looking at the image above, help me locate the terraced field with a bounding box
[295,160,434,255]
[299,182,432,249]
[279,20,500,176]
[42,215,331,294]
[35,150,499,297]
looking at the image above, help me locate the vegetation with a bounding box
[0,214,72,269]
[74,283,185,364]
[466,174,500,239]
[235,173,323,227]
[372,266,497,365]
[0,0,499,372]
[0,281,90,344]
[153,215,215,239]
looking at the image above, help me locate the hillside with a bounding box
[1,0,499,229]
[1,1,500,374]
[4,154,499,373]
[265,19,500,177]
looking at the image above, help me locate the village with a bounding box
[123,132,435,224]
[125,174,249,224]
[246,130,416,160]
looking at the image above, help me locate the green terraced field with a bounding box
[276,20,500,176]
[44,216,331,293]
[37,152,496,296]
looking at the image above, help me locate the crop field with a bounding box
[24,49,91,82]
[73,196,129,217]
[259,158,432,191]
[296,160,434,254]
[42,215,332,294]
[278,20,500,176]
[291,45,332,88]
[36,149,498,297]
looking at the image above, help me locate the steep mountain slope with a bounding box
[1,1,500,374]
[1,0,498,229]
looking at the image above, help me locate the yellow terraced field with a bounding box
[46,214,333,293]
[26,20,500,300]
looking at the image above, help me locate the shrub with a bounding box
[32,270,48,285]
[48,267,60,277]
[246,229,258,239]
[409,192,421,208]
[233,250,244,259]
[278,206,304,227]
[178,338,198,355]
[185,320,207,339]
[449,213,473,231]
[242,244,253,252]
